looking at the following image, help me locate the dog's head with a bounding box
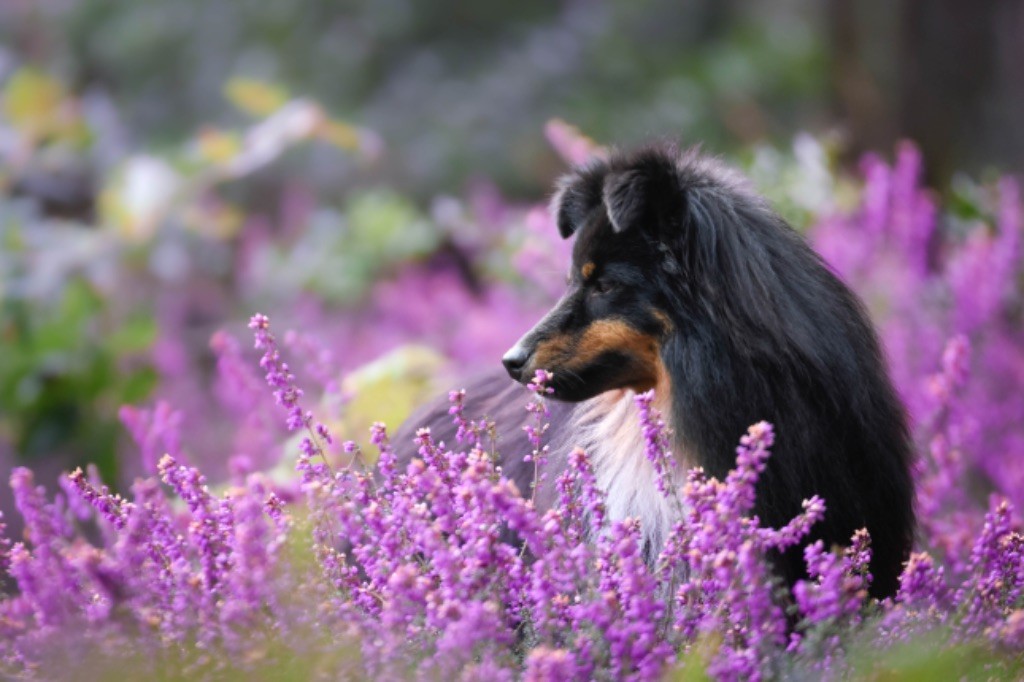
[504,143,819,402]
[503,147,699,401]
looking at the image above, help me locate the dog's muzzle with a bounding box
[501,344,531,382]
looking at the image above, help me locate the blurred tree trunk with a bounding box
[827,0,895,160]
[829,0,1024,186]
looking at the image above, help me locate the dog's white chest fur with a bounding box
[559,389,684,559]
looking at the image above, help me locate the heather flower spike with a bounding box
[249,313,335,470]
[524,369,553,500]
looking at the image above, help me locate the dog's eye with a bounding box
[591,279,617,295]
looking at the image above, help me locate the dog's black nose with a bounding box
[502,345,530,380]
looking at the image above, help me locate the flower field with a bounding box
[1,75,1024,680]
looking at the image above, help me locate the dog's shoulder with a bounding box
[391,368,576,498]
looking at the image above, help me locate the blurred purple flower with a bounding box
[119,401,183,475]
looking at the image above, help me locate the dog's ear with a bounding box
[602,170,646,234]
[602,157,680,234]
[553,185,588,239]
[552,173,602,239]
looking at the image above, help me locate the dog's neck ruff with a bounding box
[560,388,685,561]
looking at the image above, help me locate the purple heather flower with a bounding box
[794,536,870,628]
[523,370,553,497]
[448,388,472,445]
[157,453,232,609]
[119,400,184,475]
[956,497,1023,639]
[371,421,397,482]
[210,328,281,468]
[250,313,336,471]
[635,389,680,506]
[759,496,827,551]
[66,467,132,530]
[890,550,951,639]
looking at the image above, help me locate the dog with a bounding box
[393,144,914,600]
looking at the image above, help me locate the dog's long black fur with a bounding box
[394,144,915,599]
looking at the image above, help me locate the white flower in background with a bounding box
[102,155,182,241]
[791,133,833,213]
[748,134,837,220]
[225,99,324,178]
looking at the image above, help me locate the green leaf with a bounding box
[106,314,157,354]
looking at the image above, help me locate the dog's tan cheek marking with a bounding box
[575,320,657,362]
[532,334,573,370]
[563,319,664,389]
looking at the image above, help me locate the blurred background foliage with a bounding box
[5,0,1022,198]
[0,0,1022,493]
[1,0,828,198]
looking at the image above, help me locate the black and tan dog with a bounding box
[395,145,914,599]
